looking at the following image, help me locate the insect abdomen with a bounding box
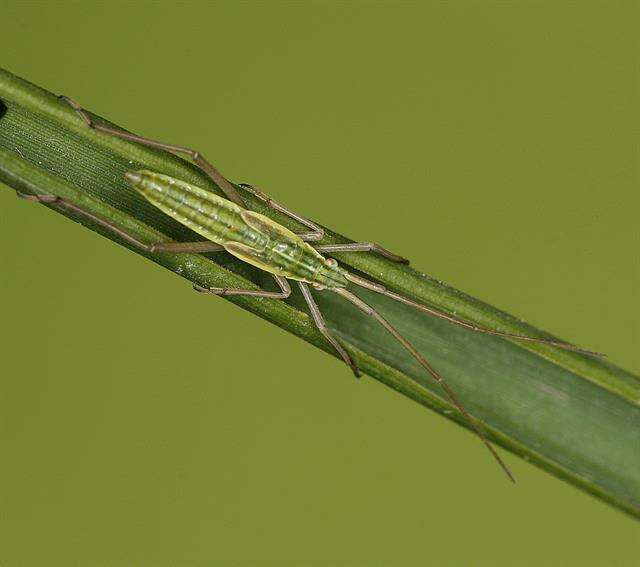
[124,170,254,245]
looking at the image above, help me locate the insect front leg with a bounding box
[298,282,360,377]
[194,274,291,299]
[59,95,246,209]
[16,192,225,254]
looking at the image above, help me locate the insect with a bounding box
[16,96,603,482]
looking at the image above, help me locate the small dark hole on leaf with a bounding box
[0,100,7,119]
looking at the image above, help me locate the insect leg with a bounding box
[16,192,225,253]
[313,243,409,264]
[238,184,408,260]
[238,183,324,241]
[333,286,515,482]
[59,95,246,209]
[194,274,291,299]
[343,271,604,357]
[298,282,360,377]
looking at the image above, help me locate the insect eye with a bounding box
[312,283,325,290]
[325,258,337,268]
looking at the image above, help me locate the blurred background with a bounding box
[1,1,637,565]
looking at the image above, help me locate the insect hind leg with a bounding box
[16,191,225,254]
[59,95,246,209]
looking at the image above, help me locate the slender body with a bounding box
[16,95,604,483]
[125,171,346,289]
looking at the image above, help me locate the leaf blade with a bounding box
[1,67,639,518]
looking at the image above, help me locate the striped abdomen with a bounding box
[125,170,347,288]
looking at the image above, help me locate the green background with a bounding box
[0,1,637,565]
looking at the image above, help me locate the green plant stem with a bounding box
[1,67,639,518]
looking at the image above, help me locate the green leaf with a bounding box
[1,67,639,518]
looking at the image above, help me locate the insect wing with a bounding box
[224,241,278,274]
[240,209,303,244]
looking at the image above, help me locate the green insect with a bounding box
[17,96,603,482]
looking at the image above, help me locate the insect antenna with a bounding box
[333,286,516,482]
[343,272,604,357]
